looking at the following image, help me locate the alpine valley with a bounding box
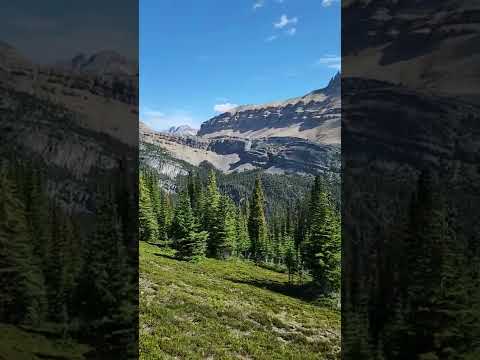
[140,72,341,199]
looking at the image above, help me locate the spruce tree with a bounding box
[171,191,207,261]
[204,170,221,256]
[139,174,159,242]
[0,163,47,325]
[236,207,250,258]
[213,196,237,259]
[248,176,269,262]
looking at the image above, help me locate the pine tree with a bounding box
[204,170,221,257]
[139,174,159,242]
[311,207,341,293]
[284,237,297,284]
[171,191,207,261]
[303,176,341,293]
[45,206,73,324]
[248,176,269,262]
[236,207,250,258]
[0,163,47,325]
[78,186,132,324]
[213,196,237,259]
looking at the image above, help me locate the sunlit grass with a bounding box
[140,242,340,359]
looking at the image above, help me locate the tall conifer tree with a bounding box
[248,176,269,262]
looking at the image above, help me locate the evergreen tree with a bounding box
[248,176,269,262]
[0,163,47,324]
[303,176,341,293]
[139,174,159,242]
[171,191,207,261]
[311,207,341,293]
[284,237,297,284]
[213,196,237,259]
[235,207,250,258]
[204,170,221,256]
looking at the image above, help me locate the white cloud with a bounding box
[141,107,198,131]
[143,108,165,118]
[274,14,298,29]
[316,55,341,70]
[265,35,278,42]
[322,0,339,7]
[286,27,297,36]
[253,0,264,10]
[214,102,238,113]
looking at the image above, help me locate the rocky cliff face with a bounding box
[198,72,340,144]
[140,74,341,178]
[0,41,137,213]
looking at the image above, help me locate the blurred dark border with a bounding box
[342,1,480,359]
[0,1,138,359]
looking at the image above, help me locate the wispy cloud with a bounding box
[214,102,238,113]
[316,55,341,70]
[322,0,339,7]
[253,0,264,10]
[143,109,163,117]
[141,107,198,130]
[274,14,298,29]
[265,35,278,42]
[286,27,297,36]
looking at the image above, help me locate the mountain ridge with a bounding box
[140,73,341,177]
[197,72,340,143]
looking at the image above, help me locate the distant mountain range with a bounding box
[0,41,138,212]
[55,50,138,76]
[165,125,198,137]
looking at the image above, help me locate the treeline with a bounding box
[0,159,136,358]
[175,161,341,217]
[139,168,341,293]
[343,170,480,359]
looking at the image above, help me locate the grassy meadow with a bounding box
[140,242,340,359]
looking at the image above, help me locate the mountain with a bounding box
[198,72,340,144]
[140,73,341,178]
[342,1,480,102]
[0,42,137,213]
[166,125,198,137]
[56,50,138,76]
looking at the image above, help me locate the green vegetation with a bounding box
[140,144,340,216]
[140,242,340,359]
[140,168,341,291]
[343,169,480,359]
[0,324,90,360]
[139,165,341,357]
[0,158,137,358]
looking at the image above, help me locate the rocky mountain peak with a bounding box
[322,71,341,96]
[197,75,340,144]
[166,125,198,137]
[55,50,137,76]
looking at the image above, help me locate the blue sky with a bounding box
[140,0,340,130]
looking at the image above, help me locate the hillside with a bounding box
[198,72,340,143]
[140,73,341,177]
[0,41,138,358]
[140,242,340,360]
[0,324,90,360]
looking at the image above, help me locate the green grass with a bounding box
[0,323,90,360]
[140,242,340,360]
